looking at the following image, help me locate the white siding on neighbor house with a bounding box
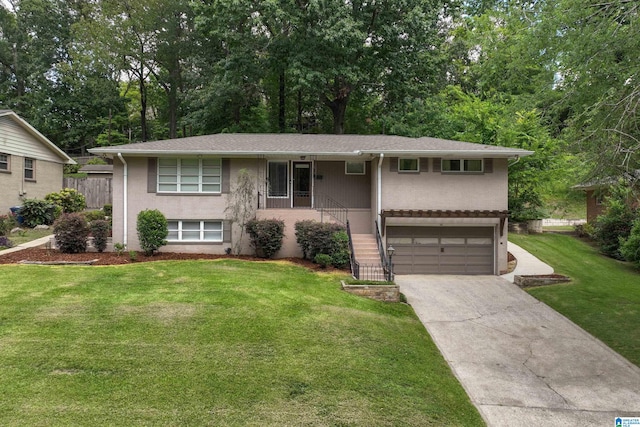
[0,117,65,163]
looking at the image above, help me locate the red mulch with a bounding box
[0,248,345,272]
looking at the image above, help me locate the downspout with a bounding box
[117,153,128,247]
[377,153,384,226]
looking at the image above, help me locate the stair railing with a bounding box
[346,220,360,279]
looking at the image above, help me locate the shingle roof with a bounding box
[89,133,533,158]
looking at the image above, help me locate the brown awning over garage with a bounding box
[381,209,509,236]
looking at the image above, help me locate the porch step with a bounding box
[351,233,384,266]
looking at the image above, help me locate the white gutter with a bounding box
[117,153,128,247]
[377,153,384,226]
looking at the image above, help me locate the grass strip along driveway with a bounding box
[510,233,640,367]
[0,259,482,426]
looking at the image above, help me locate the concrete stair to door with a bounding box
[350,234,386,280]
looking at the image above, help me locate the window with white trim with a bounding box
[398,158,419,172]
[158,158,221,193]
[167,220,223,242]
[345,161,365,175]
[24,158,35,180]
[441,159,483,173]
[268,161,288,197]
[0,153,9,171]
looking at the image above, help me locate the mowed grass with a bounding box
[0,259,482,426]
[510,233,640,366]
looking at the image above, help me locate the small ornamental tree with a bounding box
[225,169,257,255]
[53,213,90,253]
[136,209,168,255]
[245,219,284,258]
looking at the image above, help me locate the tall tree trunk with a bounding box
[139,72,148,142]
[279,70,286,133]
[322,78,351,134]
[297,89,303,132]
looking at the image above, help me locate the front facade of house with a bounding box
[0,111,75,215]
[90,134,532,275]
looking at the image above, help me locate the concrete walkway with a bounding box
[0,234,53,256]
[501,241,554,282]
[397,275,640,426]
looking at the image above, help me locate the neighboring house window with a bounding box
[398,158,419,172]
[0,154,9,172]
[268,161,288,197]
[441,159,483,173]
[24,158,35,180]
[157,158,221,193]
[167,220,223,242]
[345,161,365,175]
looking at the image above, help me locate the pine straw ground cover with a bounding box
[0,259,482,426]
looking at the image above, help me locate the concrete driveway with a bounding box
[396,275,640,426]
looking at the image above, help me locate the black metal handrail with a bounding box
[315,192,348,225]
[346,220,360,279]
[375,220,394,281]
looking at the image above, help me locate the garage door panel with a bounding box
[387,226,495,275]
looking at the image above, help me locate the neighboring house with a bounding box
[0,110,75,215]
[575,172,640,223]
[90,134,532,275]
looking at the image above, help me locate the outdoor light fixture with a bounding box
[387,245,395,257]
[387,245,395,281]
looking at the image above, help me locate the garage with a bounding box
[387,226,495,275]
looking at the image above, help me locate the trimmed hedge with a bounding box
[246,219,284,258]
[136,209,168,256]
[54,213,90,253]
[90,220,111,253]
[294,220,345,260]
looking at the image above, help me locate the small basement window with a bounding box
[345,161,365,175]
[398,158,419,172]
[167,220,223,242]
[441,159,483,173]
[0,153,9,171]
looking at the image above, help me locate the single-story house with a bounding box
[0,110,75,215]
[89,134,533,275]
[575,171,640,223]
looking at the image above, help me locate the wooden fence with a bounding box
[63,177,112,209]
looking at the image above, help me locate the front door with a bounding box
[293,162,312,207]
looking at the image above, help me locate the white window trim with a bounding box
[24,158,35,180]
[398,158,419,173]
[441,159,484,173]
[0,153,9,172]
[345,161,366,175]
[157,158,222,194]
[267,160,289,198]
[167,220,223,242]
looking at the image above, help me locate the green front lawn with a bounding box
[0,260,482,426]
[4,228,52,247]
[510,233,640,367]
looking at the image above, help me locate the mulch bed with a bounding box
[0,248,345,272]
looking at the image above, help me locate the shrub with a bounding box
[574,222,594,238]
[330,231,350,268]
[90,220,111,253]
[20,199,58,228]
[87,157,107,165]
[129,250,138,262]
[83,210,106,222]
[592,184,636,259]
[136,209,168,256]
[245,219,284,258]
[0,215,16,236]
[45,188,86,213]
[114,242,126,256]
[53,213,90,253]
[620,219,640,268]
[0,236,13,248]
[314,253,332,268]
[294,220,345,260]
[103,204,113,217]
